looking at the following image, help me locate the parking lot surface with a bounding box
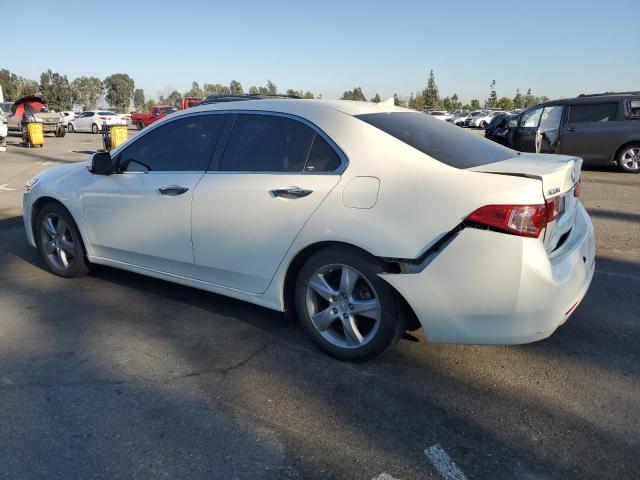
[1,130,639,479]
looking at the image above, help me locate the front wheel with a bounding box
[618,144,640,173]
[55,125,66,137]
[91,123,99,134]
[35,203,90,278]
[295,246,405,361]
[480,121,487,129]
[67,124,74,133]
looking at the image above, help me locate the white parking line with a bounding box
[0,184,15,191]
[424,444,467,480]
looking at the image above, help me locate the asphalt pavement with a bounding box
[0,129,638,479]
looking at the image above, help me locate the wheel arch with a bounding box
[30,196,88,254]
[281,240,420,331]
[612,140,640,165]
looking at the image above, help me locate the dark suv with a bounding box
[505,92,640,173]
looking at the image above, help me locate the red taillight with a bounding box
[466,204,549,238]
[545,196,561,222]
[574,183,581,198]
[99,116,107,120]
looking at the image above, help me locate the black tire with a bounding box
[136,121,145,130]
[35,202,90,278]
[295,246,405,362]
[55,126,66,137]
[67,124,74,133]
[91,123,99,134]
[617,143,640,173]
[480,121,487,129]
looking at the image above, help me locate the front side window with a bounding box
[119,115,225,172]
[220,114,315,172]
[520,107,543,127]
[568,103,617,123]
[629,100,640,117]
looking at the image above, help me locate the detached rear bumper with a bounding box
[381,203,595,344]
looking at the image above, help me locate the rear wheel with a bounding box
[295,246,404,361]
[480,121,487,129]
[618,144,640,173]
[35,203,89,278]
[91,123,99,134]
[67,123,74,133]
[136,121,145,130]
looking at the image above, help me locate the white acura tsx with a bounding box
[23,99,595,361]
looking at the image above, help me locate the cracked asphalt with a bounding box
[1,131,639,479]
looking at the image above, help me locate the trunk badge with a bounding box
[547,187,560,195]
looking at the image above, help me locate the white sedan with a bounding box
[470,110,509,128]
[22,99,595,361]
[428,110,452,121]
[68,110,122,133]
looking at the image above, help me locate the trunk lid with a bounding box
[470,153,582,252]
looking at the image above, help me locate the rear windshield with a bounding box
[355,112,515,168]
[161,107,178,114]
[98,111,117,116]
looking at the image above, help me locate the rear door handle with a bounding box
[158,186,189,196]
[270,187,313,199]
[566,127,576,132]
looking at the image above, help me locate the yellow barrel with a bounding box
[109,125,128,150]
[27,122,44,146]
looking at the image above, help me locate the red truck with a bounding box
[175,97,202,110]
[131,105,178,130]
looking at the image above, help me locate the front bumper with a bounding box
[381,203,595,344]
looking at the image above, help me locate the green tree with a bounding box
[0,69,21,101]
[143,99,156,111]
[203,83,230,97]
[133,88,145,111]
[485,80,498,108]
[286,88,304,97]
[524,88,540,107]
[71,76,103,110]
[409,91,425,111]
[341,87,367,101]
[303,91,315,99]
[442,96,452,111]
[266,79,277,94]
[422,70,440,110]
[160,90,181,105]
[451,93,462,110]
[103,73,135,112]
[371,93,381,103]
[513,89,525,109]
[470,99,481,109]
[462,104,473,110]
[184,81,204,98]
[248,85,259,94]
[497,96,514,111]
[539,95,550,103]
[229,80,243,95]
[394,94,400,106]
[40,69,73,111]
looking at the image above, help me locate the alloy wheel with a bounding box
[40,213,76,271]
[620,147,640,171]
[305,264,381,349]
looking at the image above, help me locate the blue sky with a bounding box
[3,0,637,103]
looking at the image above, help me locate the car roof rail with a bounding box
[195,93,302,106]
[577,91,640,98]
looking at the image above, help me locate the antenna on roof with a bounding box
[380,96,395,106]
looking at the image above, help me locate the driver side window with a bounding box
[520,107,543,128]
[118,114,225,172]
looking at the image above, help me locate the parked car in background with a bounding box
[0,101,13,119]
[131,105,178,130]
[0,109,7,151]
[59,111,76,127]
[68,111,122,133]
[505,92,640,173]
[6,104,66,137]
[428,110,452,121]
[23,98,595,361]
[460,110,487,127]
[448,111,469,125]
[471,110,509,128]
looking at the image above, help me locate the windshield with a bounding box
[0,103,12,114]
[161,107,178,114]
[355,112,515,169]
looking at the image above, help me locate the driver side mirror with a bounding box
[90,151,114,175]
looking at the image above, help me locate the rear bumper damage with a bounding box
[381,203,595,344]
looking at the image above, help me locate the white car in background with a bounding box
[22,99,595,361]
[0,110,7,151]
[470,110,509,128]
[68,110,122,133]
[59,111,76,127]
[428,110,452,121]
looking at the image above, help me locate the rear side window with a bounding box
[628,100,640,117]
[355,112,514,169]
[98,111,116,116]
[568,103,617,123]
[304,134,342,172]
[119,114,224,172]
[221,114,315,172]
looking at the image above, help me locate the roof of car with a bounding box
[544,92,640,106]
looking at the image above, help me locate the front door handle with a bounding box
[159,186,189,196]
[566,127,576,132]
[270,187,313,199]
